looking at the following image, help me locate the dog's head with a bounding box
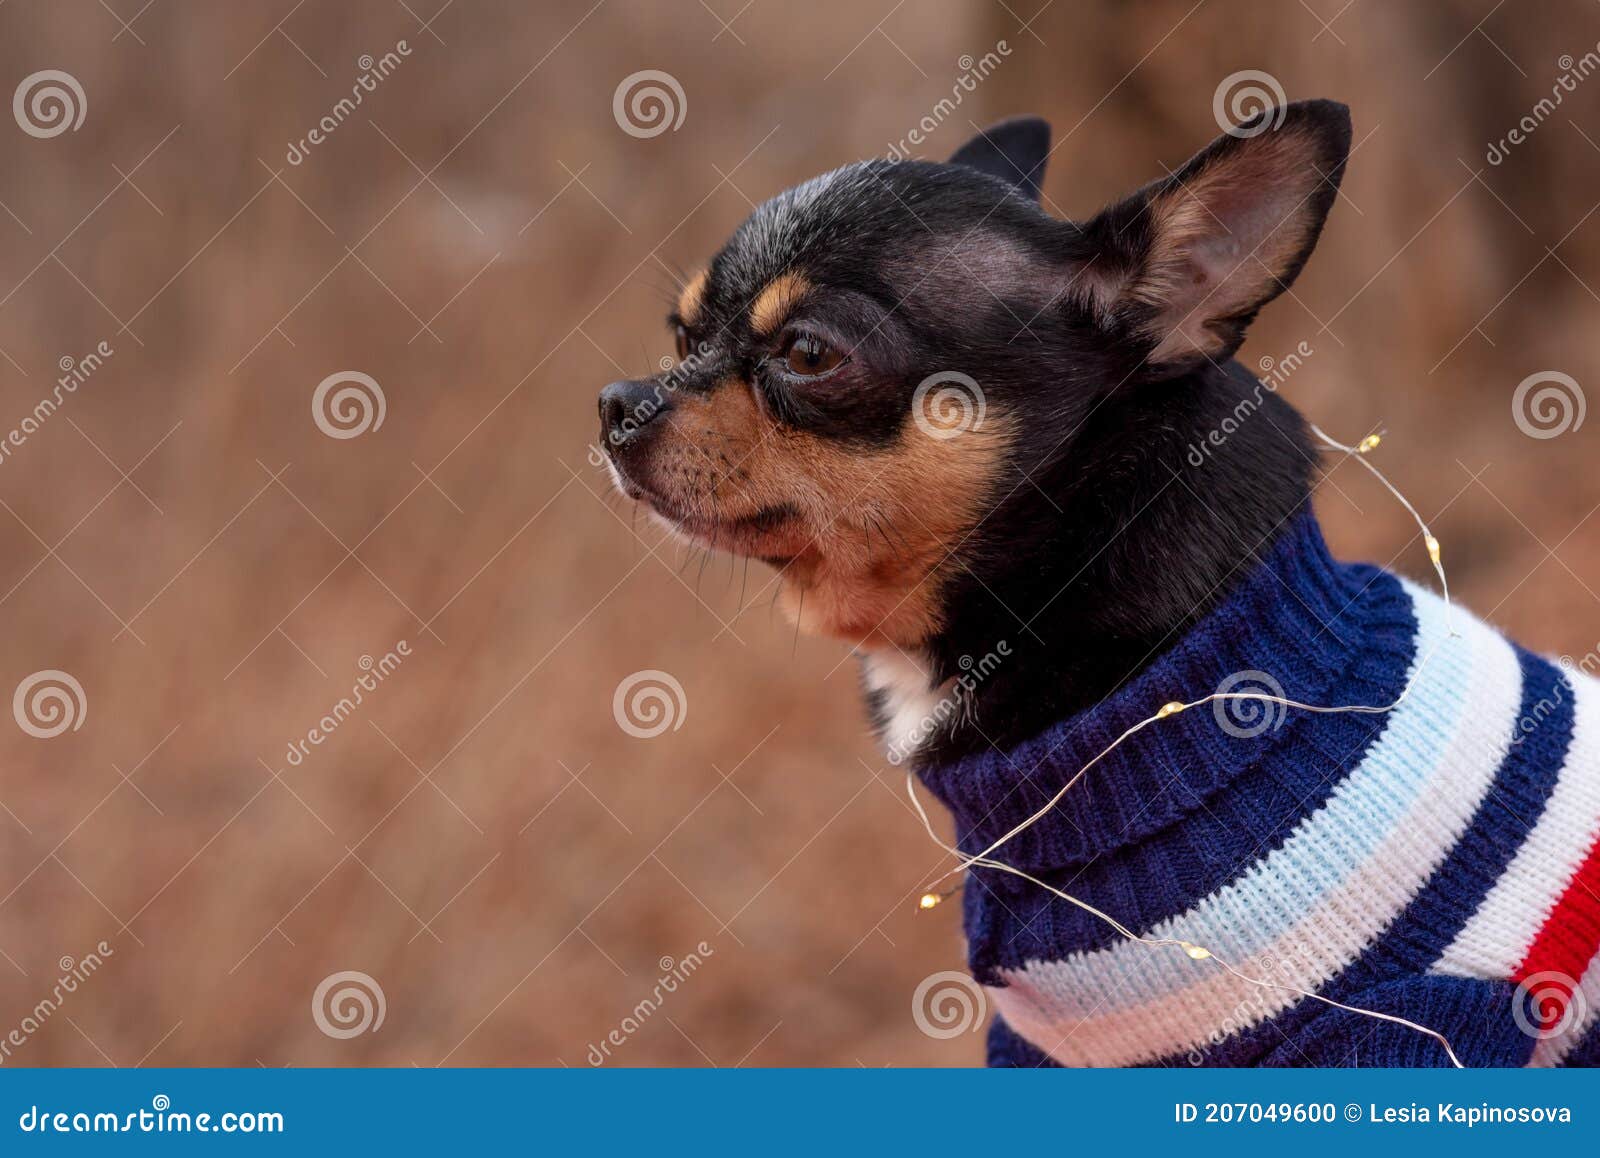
[599,101,1351,648]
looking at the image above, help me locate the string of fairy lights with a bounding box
[909,426,1471,1069]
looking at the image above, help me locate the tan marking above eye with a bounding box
[677,269,709,325]
[749,272,811,338]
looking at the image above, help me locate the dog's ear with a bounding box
[1073,99,1351,367]
[948,117,1051,201]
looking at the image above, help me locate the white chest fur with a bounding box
[860,649,947,763]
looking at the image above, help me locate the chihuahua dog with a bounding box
[599,102,1600,1068]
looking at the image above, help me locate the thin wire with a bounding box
[905,779,1468,1068]
[1312,425,1455,633]
[908,426,1469,1069]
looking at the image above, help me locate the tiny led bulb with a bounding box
[1180,941,1212,960]
[919,893,943,910]
[1156,701,1186,719]
[1425,534,1441,565]
[1358,434,1382,453]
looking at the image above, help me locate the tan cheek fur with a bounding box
[651,381,1013,649]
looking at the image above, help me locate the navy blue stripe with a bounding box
[1148,647,1577,1066]
[986,1016,1057,1068]
[968,568,1418,975]
[1347,649,1577,979]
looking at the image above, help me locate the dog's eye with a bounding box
[673,323,692,361]
[784,333,844,377]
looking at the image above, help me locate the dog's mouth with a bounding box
[616,476,805,557]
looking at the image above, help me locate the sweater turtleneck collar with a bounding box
[916,512,1420,871]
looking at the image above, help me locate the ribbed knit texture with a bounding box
[919,514,1600,1068]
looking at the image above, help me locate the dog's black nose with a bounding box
[598,379,672,453]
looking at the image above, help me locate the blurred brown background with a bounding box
[1,0,1598,1067]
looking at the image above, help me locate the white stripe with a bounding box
[1433,672,1600,980]
[991,585,1523,1066]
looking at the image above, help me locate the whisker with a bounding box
[696,544,712,598]
[791,585,804,658]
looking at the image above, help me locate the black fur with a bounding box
[913,358,1318,758]
[946,115,1052,201]
[601,100,1354,763]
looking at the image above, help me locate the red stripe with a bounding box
[1513,828,1600,1030]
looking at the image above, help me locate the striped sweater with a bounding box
[918,514,1600,1067]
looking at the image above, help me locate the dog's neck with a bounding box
[862,357,1318,765]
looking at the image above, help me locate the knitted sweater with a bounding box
[919,514,1600,1068]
